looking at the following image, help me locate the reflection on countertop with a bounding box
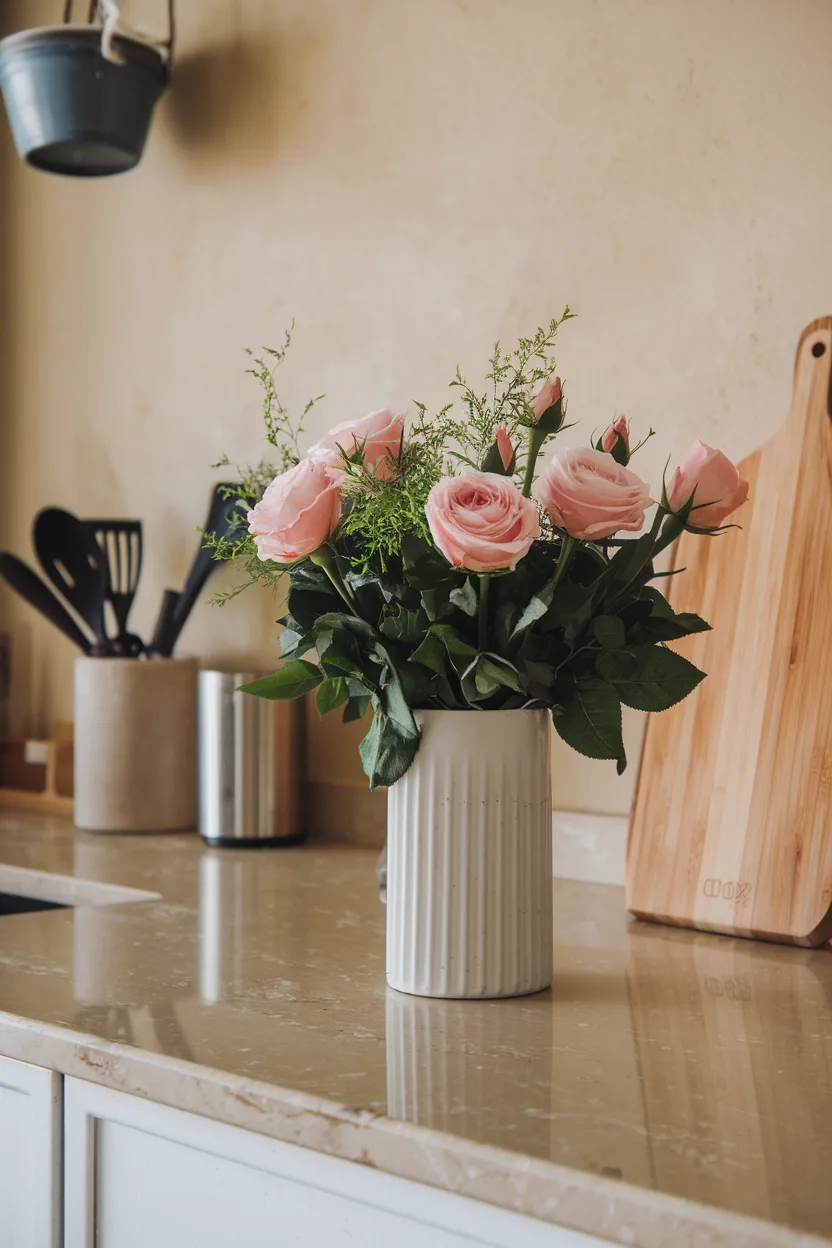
[0,811,829,1248]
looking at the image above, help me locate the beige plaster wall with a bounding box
[2,0,832,816]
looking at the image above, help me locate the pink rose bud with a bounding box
[601,414,630,459]
[495,425,514,471]
[530,376,562,423]
[248,459,342,563]
[307,409,405,481]
[535,447,651,541]
[667,440,749,529]
[425,471,540,573]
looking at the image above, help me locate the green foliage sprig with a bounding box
[244,322,324,472]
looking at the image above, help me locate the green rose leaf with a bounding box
[521,659,555,688]
[593,615,626,650]
[398,663,438,705]
[420,587,457,621]
[603,531,656,592]
[239,660,322,701]
[314,612,379,647]
[380,607,424,643]
[317,626,364,679]
[449,578,478,617]
[410,631,447,674]
[401,532,433,566]
[278,626,313,658]
[632,589,710,640]
[596,645,705,711]
[359,695,421,790]
[673,612,711,634]
[316,677,350,715]
[413,624,478,674]
[376,659,420,741]
[553,678,625,769]
[510,564,577,640]
[342,693,371,723]
[473,654,524,697]
[511,592,550,638]
[638,612,711,642]
[494,600,519,647]
[287,584,342,630]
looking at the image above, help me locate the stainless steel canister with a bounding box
[198,670,304,847]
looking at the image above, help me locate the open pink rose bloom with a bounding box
[248,458,342,563]
[426,471,540,573]
[535,446,651,540]
[307,409,404,481]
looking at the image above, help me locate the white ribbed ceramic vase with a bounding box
[386,709,553,999]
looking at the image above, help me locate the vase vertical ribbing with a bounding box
[386,709,553,999]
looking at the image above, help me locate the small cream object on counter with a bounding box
[73,656,197,832]
[0,811,829,1248]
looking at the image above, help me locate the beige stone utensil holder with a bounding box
[74,657,197,833]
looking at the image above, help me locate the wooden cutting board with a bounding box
[628,317,832,946]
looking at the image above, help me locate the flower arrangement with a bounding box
[214,315,748,789]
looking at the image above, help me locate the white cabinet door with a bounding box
[0,1053,61,1248]
[64,1077,610,1248]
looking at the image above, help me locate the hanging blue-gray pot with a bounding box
[0,25,168,177]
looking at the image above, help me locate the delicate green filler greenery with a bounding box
[245,321,324,471]
[209,316,715,790]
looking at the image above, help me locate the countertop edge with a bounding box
[0,1011,823,1248]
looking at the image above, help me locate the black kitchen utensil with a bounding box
[86,519,143,654]
[163,484,247,656]
[149,588,180,658]
[0,552,92,653]
[34,508,110,651]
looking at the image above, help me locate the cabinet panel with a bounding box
[96,1118,494,1248]
[0,1053,61,1248]
[64,1077,609,1248]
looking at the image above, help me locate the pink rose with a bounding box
[248,459,342,563]
[667,440,749,528]
[307,409,404,480]
[601,414,630,459]
[535,447,651,540]
[530,376,562,423]
[495,425,514,471]
[426,471,540,573]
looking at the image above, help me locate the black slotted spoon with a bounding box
[34,508,111,653]
[86,519,143,654]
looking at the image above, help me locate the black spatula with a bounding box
[157,483,247,657]
[0,552,92,653]
[34,508,110,652]
[86,519,143,654]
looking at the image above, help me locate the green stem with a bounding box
[551,535,577,590]
[522,427,545,498]
[603,505,672,613]
[478,575,490,651]
[651,511,685,559]
[624,504,668,583]
[309,546,356,613]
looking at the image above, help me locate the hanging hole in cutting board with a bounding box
[812,342,826,357]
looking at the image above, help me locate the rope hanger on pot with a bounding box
[63,0,176,70]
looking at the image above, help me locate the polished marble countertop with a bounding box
[0,812,829,1248]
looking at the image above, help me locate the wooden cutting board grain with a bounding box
[628,317,832,946]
